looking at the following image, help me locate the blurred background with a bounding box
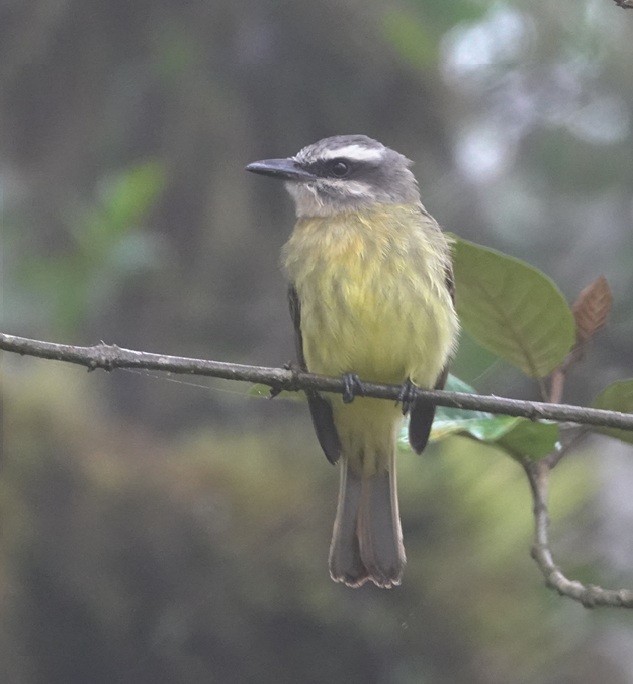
[2,0,633,682]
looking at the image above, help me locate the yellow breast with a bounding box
[283,204,458,389]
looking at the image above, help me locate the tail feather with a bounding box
[329,448,405,588]
[329,463,367,587]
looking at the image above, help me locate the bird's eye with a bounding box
[330,160,350,177]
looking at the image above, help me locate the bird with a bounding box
[246,135,459,588]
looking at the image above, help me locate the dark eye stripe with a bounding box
[301,156,381,179]
[303,158,354,177]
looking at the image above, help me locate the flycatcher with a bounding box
[247,135,459,588]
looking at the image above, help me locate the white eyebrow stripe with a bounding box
[333,180,373,196]
[319,144,384,162]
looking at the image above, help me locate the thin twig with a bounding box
[543,426,589,469]
[548,368,566,405]
[522,458,633,608]
[2,332,633,431]
[548,346,583,405]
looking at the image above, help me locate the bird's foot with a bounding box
[397,379,418,415]
[342,373,365,404]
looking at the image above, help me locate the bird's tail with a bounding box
[328,444,405,588]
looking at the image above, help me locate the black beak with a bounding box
[245,158,316,182]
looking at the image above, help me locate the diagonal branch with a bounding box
[522,458,633,608]
[1,332,633,432]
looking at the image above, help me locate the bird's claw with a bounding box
[342,373,364,404]
[397,379,418,415]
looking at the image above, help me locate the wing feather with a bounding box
[288,286,341,464]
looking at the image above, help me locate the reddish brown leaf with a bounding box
[571,276,613,343]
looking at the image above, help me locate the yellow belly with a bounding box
[283,204,458,390]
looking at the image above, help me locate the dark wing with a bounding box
[288,286,341,464]
[408,262,455,454]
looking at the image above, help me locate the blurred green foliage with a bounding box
[10,162,165,332]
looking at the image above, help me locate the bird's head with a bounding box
[246,135,420,218]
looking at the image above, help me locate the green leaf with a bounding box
[496,420,559,460]
[399,375,559,459]
[431,375,519,440]
[431,414,521,442]
[452,237,576,378]
[592,379,633,444]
